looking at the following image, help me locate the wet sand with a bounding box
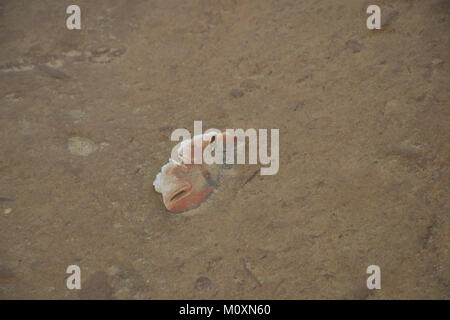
[0,0,449,299]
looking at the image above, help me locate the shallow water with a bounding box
[0,0,448,299]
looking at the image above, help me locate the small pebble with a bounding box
[68,137,98,156]
[230,88,244,98]
[4,208,12,215]
[195,276,212,291]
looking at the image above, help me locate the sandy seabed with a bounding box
[0,0,448,299]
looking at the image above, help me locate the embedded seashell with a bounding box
[153,160,216,213]
[153,133,226,213]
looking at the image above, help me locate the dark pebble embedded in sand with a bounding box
[230,88,244,98]
[195,276,212,291]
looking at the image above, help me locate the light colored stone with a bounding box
[68,137,98,156]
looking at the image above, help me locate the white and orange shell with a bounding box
[153,132,233,213]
